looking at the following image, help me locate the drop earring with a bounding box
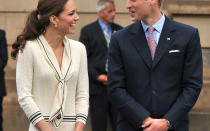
[54,24,58,28]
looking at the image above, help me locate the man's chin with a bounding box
[130,16,138,22]
[109,20,114,23]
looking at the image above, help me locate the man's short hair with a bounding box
[96,0,114,12]
[159,0,162,7]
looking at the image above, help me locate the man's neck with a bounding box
[99,17,109,25]
[142,10,162,26]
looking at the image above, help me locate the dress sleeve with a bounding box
[75,44,89,124]
[16,42,44,125]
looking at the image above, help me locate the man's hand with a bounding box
[142,118,168,131]
[142,117,153,128]
[97,74,107,85]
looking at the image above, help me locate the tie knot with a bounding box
[105,26,109,31]
[148,26,155,34]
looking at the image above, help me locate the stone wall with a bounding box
[0,0,210,130]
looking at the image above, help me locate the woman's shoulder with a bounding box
[25,39,39,48]
[19,39,39,55]
[17,39,39,60]
[67,38,86,51]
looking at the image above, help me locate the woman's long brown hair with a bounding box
[11,0,68,59]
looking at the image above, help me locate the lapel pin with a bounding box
[167,37,171,41]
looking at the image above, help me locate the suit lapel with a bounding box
[152,17,176,69]
[130,22,153,69]
[110,23,117,34]
[95,21,108,48]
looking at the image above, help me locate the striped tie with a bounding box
[104,26,111,72]
[147,26,157,60]
[104,26,111,47]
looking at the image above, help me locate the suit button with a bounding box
[152,90,156,95]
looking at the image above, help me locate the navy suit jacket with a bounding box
[108,17,203,131]
[0,30,8,97]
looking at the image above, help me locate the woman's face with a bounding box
[57,0,79,35]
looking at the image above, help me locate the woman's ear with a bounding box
[152,0,159,7]
[49,15,59,27]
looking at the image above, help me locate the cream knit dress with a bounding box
[16,35,89,131]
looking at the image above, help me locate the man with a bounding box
[0,29,8,131]
[79,0,122,131]
[107,0,203,131]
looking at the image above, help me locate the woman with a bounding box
[11,0,89,130]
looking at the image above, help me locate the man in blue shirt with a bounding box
[79,0,122,131]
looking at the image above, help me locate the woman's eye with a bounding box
[68,10,75,16]
[69,12,74,16]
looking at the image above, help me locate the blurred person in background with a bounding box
[79,0,122,131]
[0,29,8,131]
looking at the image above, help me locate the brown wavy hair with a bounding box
[11,0,68,59]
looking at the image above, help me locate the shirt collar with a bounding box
[98,19,111,31]
[141,13,165,33]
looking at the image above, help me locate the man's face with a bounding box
[126,0,151,21]
[100,2,116,24]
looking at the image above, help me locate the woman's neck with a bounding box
[43,26,64,49]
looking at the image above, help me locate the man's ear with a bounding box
[98,10,104,17]
[49,15,59,26]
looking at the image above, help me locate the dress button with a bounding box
[57,114,61,119]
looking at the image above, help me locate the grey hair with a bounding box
[96,0,114,12]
